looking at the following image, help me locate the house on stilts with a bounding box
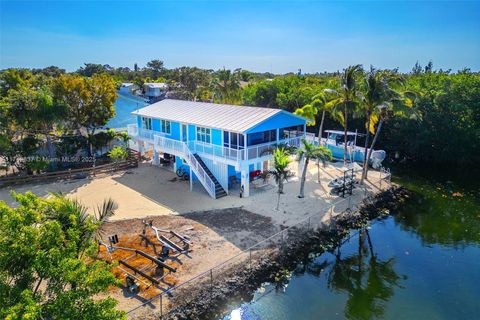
[128,99,307,199]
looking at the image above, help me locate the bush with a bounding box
[108,146,128,163]
[25,159,50,174]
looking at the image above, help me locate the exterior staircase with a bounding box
[148,133,227,199]
[193,154,227,199]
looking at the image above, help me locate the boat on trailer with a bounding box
[306,130,386,168]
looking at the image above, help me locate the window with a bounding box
[196,127,211,143]
[247,129,276,146]
[142,117,152,130]
[223,131,245,149]
[160,119,171,134]
[280,125,303,139]
[223,131,229,147]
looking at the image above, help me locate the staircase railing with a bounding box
[154,134,216,198]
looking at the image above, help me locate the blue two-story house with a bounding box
[128,99,307,199]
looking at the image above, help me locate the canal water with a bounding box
[107,92,148,129]
[221,168,480,319]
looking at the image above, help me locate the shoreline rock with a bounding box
[153,186,413,320]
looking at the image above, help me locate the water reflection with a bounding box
[314,229,406,320]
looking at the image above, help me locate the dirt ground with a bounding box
[96,208,279,312]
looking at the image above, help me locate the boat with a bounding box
[306,130,386,168]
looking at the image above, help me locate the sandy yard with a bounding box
[0,160,385,226]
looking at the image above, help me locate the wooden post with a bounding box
[160,295,163,317]
[210,269,213,300]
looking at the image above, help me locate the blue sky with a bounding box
[1,1,479,73]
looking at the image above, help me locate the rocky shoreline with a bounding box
[159,186,413,320]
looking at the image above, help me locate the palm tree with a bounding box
[359,68,405,183]
[297,139,332,198]
[212,68,241,104]
[325,65,362,163]
[314,145,333,184]
[363,88,421,180]
[270,147,291,210]
[294,93,331,146]
[48,194,118,255]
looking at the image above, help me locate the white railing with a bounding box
[246,136,303,160]
[129,124,304,162]
[154,135,184,154]
[154,135,216,198]
[127,124,138,137]
[188,141,245,162]
[183,147,217,198]
[137,128,156,141]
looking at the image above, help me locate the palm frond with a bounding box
[94,198,117,225]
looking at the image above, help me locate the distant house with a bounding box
[119,82,139,95]
[128,99,307,199]
[143,82,168,99]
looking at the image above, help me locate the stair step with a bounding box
[215,192,227,199]
[193,153,227,199]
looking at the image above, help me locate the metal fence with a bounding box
[125,171,391,319]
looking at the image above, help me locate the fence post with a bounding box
[249,249,252,269]
[379,170,383,189]
[210,269,213,300]
[307,217,311,230]
[160,294,163,318]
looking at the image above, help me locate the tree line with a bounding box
[1,60,479,173]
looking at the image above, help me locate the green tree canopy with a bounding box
[52,73,117,136]
[0,192,125,320]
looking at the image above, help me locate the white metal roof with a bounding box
[132,99,286,133]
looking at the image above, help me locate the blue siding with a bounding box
[170,122,181,140]
[246,112,306,134]
[146,118,181,141]
[212,129,222,146]
[228,165,236,177]
[137,116,142,128]
[152,119,161,131]
[227,165,240,187]
[188,124,196,141]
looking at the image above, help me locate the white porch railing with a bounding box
[127,124,157,142]
[245,136,303,160]
[127,124,138,137]
[129,124,304,162]
[188,141,245,162]
[154,135,216,198]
